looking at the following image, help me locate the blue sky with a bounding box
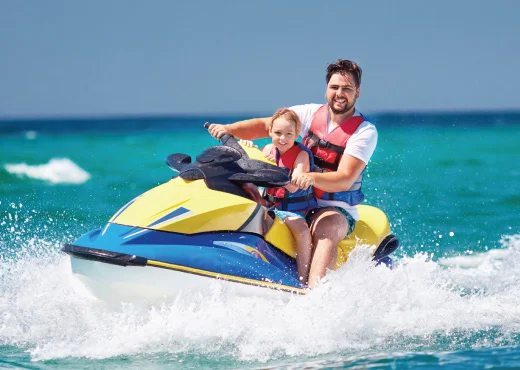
[1,0,519,118]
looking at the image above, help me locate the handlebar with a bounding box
[204,122,248,159]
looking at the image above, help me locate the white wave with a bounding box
[439,235,520,268]
[4,158,91,184]
[25,131,37,140]
[437,234,520,295]
[1,235,520,362]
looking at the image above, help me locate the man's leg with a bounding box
[308,208,349,288]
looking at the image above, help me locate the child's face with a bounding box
[269,117,297,154]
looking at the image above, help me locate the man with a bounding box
[208,59,377,288]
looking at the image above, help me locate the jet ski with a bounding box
[62,128,399,302]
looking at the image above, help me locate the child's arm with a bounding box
[285,151,310,193]
[262,143,274,155]
[262,144,274,155]
[240,140,274,155]
[262,144,276,161]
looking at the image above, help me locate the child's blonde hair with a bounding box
[270,108,301,135]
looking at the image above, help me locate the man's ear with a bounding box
[356,87,360,99]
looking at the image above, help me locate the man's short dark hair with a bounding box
[326,59,362,87]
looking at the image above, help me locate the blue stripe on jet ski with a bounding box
[147,207,190,227]
[71,223,304,289]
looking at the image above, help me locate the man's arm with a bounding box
[291,154,366,192]
[207,117,271,140]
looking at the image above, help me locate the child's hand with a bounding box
[262,145,276,162]
[239,139,257,148]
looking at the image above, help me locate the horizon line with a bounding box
[1,107,520,122]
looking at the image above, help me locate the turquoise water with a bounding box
[1,112,519,368]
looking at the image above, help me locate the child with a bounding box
[241,108,317,285]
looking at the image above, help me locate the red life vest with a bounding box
[302,104,366,204]
[265,143,317,211]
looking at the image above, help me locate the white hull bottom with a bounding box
[70,258,297,304]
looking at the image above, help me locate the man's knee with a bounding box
[312,211,348,241]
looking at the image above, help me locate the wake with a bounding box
[1,208,520,361]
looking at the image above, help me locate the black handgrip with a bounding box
[203,122,248,159]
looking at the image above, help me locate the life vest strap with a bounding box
[313,156,338,172]
[307,131,345,154]
[265,192,315,205]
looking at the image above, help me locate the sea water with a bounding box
[1,112,519,369]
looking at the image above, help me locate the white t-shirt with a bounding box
[289,104,378,220]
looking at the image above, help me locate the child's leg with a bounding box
[284,216,312,285]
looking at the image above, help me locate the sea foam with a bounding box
[1,234,520,362]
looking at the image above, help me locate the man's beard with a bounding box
[329,100,354,115]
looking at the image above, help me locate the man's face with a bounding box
[325,72,360,115]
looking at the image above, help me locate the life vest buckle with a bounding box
[318,139,330,148]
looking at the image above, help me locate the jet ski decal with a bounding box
[147,206,193,228]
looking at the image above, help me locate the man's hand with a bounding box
[206,123,231,139]
[291,172,316,190]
